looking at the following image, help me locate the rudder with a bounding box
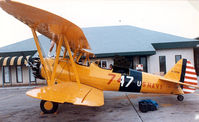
[183,59,198,94]
[164,59,198,94]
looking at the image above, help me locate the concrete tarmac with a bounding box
[0,86,199,122]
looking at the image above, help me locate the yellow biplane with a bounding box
[1,0,199,114]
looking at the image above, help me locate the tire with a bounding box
[177,95,184,101]
[40,100,58,114]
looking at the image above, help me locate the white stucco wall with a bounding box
[10,66,29,85]
[148,48,194,74]
[11,66,16,84]
[0,67,2,86]
[22,66,30,84]
[0,65,46,87]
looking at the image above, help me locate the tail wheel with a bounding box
[177,95,184,101]
[40,100,58,114]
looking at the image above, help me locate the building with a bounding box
[0,36,50,87]
[0,25,198,87]
[0,51,37,87]
[83,26,199,74]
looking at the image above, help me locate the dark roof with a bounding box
[0,36,52,57]
[83,26,199,57]
[152,41,199,50]
[0,25,198,57]
[0,51,36,57]
[0,36,50,54]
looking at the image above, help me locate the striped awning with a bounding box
[0,55,32,66]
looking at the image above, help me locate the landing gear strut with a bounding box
[40,100,59,114]
[177,95,184,101]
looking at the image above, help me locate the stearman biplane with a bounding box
[0,0,199,114]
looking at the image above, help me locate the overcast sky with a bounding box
[0,0,199,47]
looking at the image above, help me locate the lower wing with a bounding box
[26,82,104,106]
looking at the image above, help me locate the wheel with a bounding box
[177,95,184,101]
[40,100,58,114]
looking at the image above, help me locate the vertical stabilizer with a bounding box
[164,59,198,94]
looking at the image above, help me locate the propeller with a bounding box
[20,52,44,79]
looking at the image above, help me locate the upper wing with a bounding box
[0,0,90,52]
[26,82,104,106]
[160,77,199,89]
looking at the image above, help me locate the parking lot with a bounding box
[0,86,199,122]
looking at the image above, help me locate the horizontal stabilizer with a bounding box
[160,77,199,89]
[26,82,104,106]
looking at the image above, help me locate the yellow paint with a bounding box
[44,101,53,110]
[10,56,16,66]
[0,0,90,53]
[73,49,77,59]
[26,82,104,106]
[141,72,182,95]
[76,53,82,62]
[63,49,67,59]
[161,77,199,89]
[140,59,190,95]
[64,36,81,85]
[40,58,121,91]
[31,28,51,83]
[38,59,191,95]
[50,35,63,85]
[3,0,199,108]
[3,57,9,66]
[164,59,183,81]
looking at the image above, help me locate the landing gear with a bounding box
[177,95,184,101]
[40,100,59,114]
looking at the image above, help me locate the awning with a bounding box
[0,55,33,67]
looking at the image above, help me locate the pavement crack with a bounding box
[126,93,143,122]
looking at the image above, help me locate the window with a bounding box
[29,68,36,82]
[97,60,107,68]
[100,60,107,69]
[101,60,107,68]
[98,61,101,67]
[175,55,182,63]
[16,66,23,83]
[139,56,147,72]
[3,66,11,83]
[159,56,166,74]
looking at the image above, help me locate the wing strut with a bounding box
[63,49,67,59]
[31,28,51,82]
[76,52,83,62]
[64,36,81,85]
[50,35,63,85]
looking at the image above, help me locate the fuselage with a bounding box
[40,58,181,95]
